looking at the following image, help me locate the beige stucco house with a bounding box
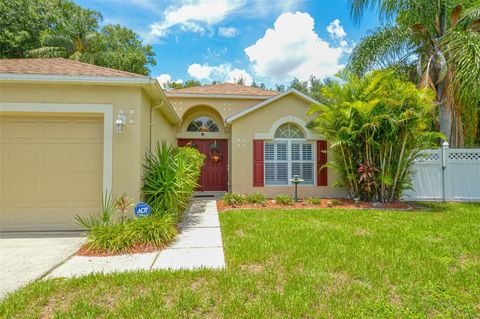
[0,58,344,231]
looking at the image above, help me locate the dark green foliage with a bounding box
[274,195,293,205]
[142,142,204,219]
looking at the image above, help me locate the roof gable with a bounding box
[225,89,320,123]
[167,83,277,98]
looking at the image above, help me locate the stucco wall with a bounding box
[230,94,346,198]
[168,96,265,121]
[0,82,175,203]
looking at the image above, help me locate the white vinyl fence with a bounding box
[403,143,480,201]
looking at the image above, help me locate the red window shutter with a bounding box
[317,140,328,186]
[253,140,264,187]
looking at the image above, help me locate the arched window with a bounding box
[265,122,314,185]
[187,116,219,132]
[274,123,304,139]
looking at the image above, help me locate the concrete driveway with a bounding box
[0,232,85,299]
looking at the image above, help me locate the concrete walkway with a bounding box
[0,233,84,298]
[47,199,225,279]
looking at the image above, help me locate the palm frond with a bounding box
[347,25,416,75]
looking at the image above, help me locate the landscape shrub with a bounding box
[223,193,246,206]
[142,142,204,219]
[275,195,293,205]
[245,192,266,204]
[84,214,176,253]
[75,193,177,253]
[75,192,129,230]
[305,197,321,205]
[308,70,441,202]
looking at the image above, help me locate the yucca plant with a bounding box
[308,70,442,202]
[75,191,119,230]
[142,142,204,219]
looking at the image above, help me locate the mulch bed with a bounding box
[76,242,164,257]
[217,198,415,212]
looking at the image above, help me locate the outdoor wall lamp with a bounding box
[115,111,126,133]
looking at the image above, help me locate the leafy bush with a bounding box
[305,197,321,205]
[75,192,130,230]
[275,195,293,205]
[245,192,266,204]
[142,142,204,219]
[84,214,176,253]
[308,70,441,202]
[223,193,246,206]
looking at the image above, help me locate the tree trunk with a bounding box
[437,80,453,144]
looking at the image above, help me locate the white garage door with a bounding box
[0,114,103,231]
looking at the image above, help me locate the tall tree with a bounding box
[28,1,101,61]
[347,0,480,147]
[1,0,155,75]
[0,0,56,57]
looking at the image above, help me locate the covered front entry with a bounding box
[178,139,228,192]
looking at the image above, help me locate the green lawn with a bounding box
[1,203,479,318]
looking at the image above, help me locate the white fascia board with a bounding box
[225,89,321,123]
[165,93,272,100]
[0,73,150,84]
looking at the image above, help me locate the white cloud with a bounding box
[218,26,239,38]
[244,12,348,82]
[148,0,245,40]
[187,63,253,85]
[326,19,346,39]
[156,74,183,87]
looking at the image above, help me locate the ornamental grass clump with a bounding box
[223,193,246,206]
[275,195,294,205]
[84,214,177,254]
[75,193,177,254]
[308,70,442,202]
[245,192,266,204]
[142,142,204,219]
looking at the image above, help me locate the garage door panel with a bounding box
[2,144,38,172]
[73,120,104,139]
[4,119,39,139]
[40,120,72,139]
[1,174,37,202]
[1,115,104,231]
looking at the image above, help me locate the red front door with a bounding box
[178,139,228,192]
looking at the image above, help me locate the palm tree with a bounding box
[308,70,439,202]
[28,2,101,63]
[347,0,480,147]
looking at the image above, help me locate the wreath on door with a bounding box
[209,150,223,163]
[208,141,223,163]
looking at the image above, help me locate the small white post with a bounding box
[441,141,449,201]
[442,141,449,168]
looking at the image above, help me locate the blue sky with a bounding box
[74,0,380,87]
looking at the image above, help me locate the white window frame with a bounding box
[264,138,316,186]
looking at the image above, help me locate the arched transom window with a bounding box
[274,123,304,139]
[187,116,219,132]
[265,122,314,185]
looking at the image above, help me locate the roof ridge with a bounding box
[168,82,277,96]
